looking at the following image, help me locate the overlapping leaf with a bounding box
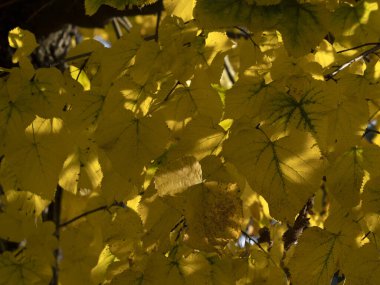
[4,117,70,200]
[223,123,323,221]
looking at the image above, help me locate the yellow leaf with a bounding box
[314,39,336,68]
[0,251,52,284]
[331,0,379,46]
[8,27,38,63]
[288,227,341,285]
[362,175,380,214]
[344,243,380,285]
[326,146,365,209]
[277,1,329,57]
[180,182,243,251]
[138,190,182,251]
[167,116,226,161]
[96,107,169,183]
[59,142,103,195]
[224,75,267,120]
[91,245,117,284]
[5,117,70,200]
[103,207,143,257]
[60,222,104,285]
[154,156,202,196]
[28,68,67,118]
[164,0,195,22]
[223,124,323,222]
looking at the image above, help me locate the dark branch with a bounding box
[324,43,380,81]
[58,202,119,228]
[282,196,314,251]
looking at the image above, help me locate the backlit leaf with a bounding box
[4,117,70,200]
[223,123,323,221]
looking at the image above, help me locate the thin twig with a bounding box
[25,0,56,24]
[233,26,259,47]
[75,57,89,81]
[324,44,380,81]
[0,0,23,9]
[50,186,63,285]
[337,42,380,53]
[241,230,277,265]
[61,52,92,64]
[58,203,118,228]
[154,0,164,42]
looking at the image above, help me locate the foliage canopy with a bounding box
[1,0,380,284]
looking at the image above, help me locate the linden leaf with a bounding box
[96,88,169,183]
[326,147,365,209]
[85,0,157,16]
[60,222,104,285]
[314,39,336,69]
[223,124,323,222]
[315,77,368,154]
[194,0,281,32]
[331,0,379,46]
[288,227,341,285]
[260,77,331,134]
[180,182,243,251]
[1,189,49,217]
[276,1,329,57]
[100,170,138,205]
[23,221,58,265]
[164,0,196,22]
[8,27,38,63]
[167,116,226,161]
[59,142,103,195]
[224,75,267,120]
[344,243,380,284]
[200,155,235,183]
[130,40,162,86]
[0,251,52,285]
[103,207,143,257]
[65,89,105,132]
[0,71,35,152]
[154,156,202,196]
[4,117,70,200]
[28,68,67,118]
[108,77,154,117]
[138,190,182,251]
[362,175,380,214]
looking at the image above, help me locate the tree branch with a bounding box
[58,202,119,228]
[324,43,380,81]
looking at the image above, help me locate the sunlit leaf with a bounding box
[8,27,38,63]
[4,117,70,200]
[96,88,170,183]
[154,156,202,196]
[223,123,323,221]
